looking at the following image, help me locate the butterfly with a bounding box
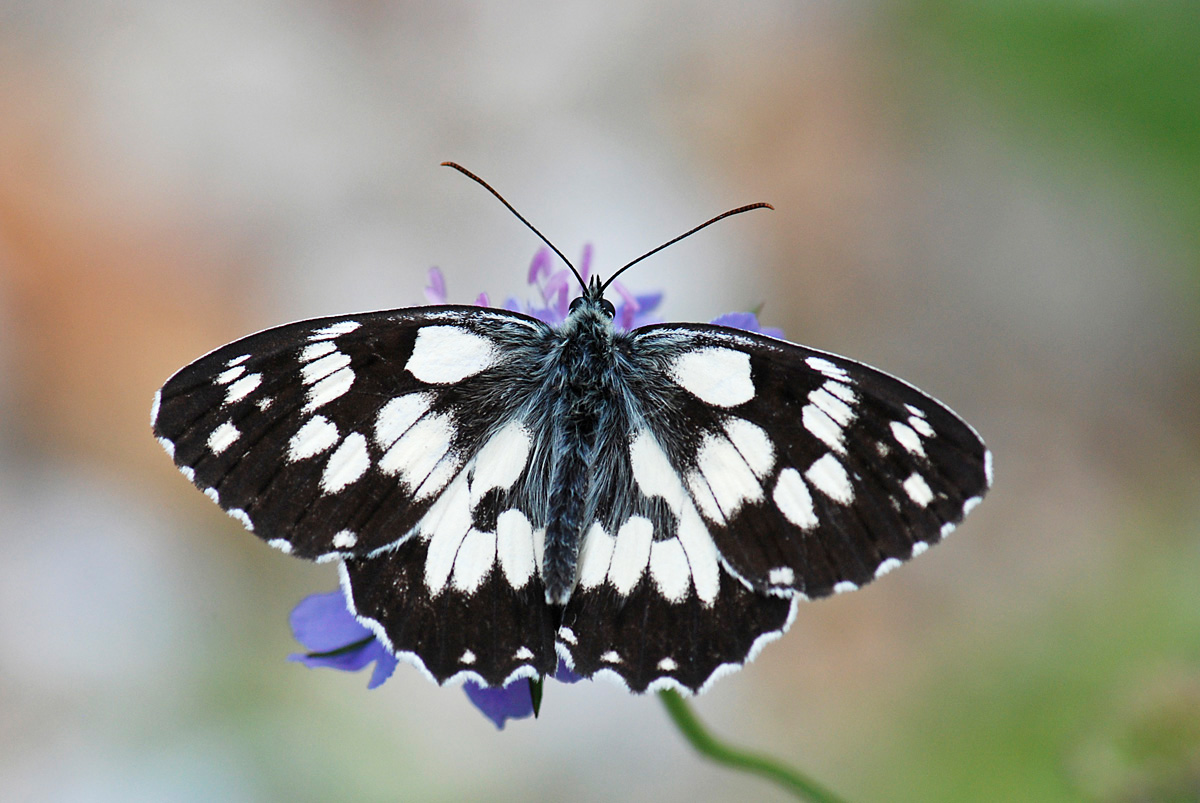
[152,164,991,695]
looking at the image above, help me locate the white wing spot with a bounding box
[157,436,176,459]
[905,403,927,418]
[629,429,686,514]
[676,503,720,605]
[207,421,241,455]
[903,472,934,507]
[380,412,454,488]
[414,453,461,501]
[374,393,434,449]
[805,454,854,504]
[823,380,857,403]
[310,320,360,340]
[805,356,850,381]
[963,495,983,516]
[941,521,957,538]
[687,470,723,523]
[514,646,535,661]
[984,450,994,487]
[696,431,763,516]
[300,340,336,362]
[224,373,262,405]
[301,350,351,385]
[332,530,358,549]
[204,487,220,504]
[558,627,577,645]
[649,538,691,603]
[809,386,855,426]
[459,649,476,665]
[470,421,531,506]
[773,468,818,530]
[600,650,622,664]
[215,365,245,385]
[179,466,194,482]
[227,508,253,531]
[891,421,926,457]
[496,509,536,589]
[657,657,678,672]
[150,390,162,425]
[908,414,935,438]
[833,580,858,594]
[267,538,293,554]
[288,415,339,462]
[768,567,794,586]
[320,432,370,494]
[407,325,497,384]
[226,354,250,367]
[421,474,473,594]
[577,522,615,590]
[303,367,355,412]
[911,541,929,557]
[256,397,273,411]
[722,417,775,477]
[803,403,845,453]
[607,516,654,596]
[875,557,902,578]
[451,528,496,594]
[670,347,754,407]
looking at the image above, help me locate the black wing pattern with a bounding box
[154,306,565,685]
[555,323,991,692]
[155,310,990,695]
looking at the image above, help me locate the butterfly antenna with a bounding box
[441,162,586,292]
[600,202,773,292]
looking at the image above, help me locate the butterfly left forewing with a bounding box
[153,307,552,560]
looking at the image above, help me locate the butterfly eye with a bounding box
[569,297,585,313]
[600,300,616,318]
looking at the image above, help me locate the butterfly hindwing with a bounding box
[153,307,553,560]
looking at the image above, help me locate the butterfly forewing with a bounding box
[153,307,551,560]
[629,324,991,601]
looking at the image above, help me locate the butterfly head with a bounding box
[564,275,616,331]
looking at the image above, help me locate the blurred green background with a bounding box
[0,1,1197,801]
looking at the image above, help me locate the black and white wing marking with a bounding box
[555,323,991,693]
[153,307,565,685]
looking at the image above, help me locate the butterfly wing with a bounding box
[154,306,568,685]
[557,322,991,692]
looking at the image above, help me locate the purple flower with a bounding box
[287,591,397,689]
[288,248,783,727]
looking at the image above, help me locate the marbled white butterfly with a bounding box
[152,164,991,695]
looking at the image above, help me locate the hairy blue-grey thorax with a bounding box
[539,282,624,605]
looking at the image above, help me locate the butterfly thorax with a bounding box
[541,281,621,605]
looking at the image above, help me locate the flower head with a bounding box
[289,247,784,727]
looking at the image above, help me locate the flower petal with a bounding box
[464,680,535,730]
[710,311,784,339]
[289,591,371,652]
[425,267,447,305]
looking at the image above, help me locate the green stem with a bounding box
[658,690,850,803]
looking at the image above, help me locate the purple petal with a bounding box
[464,680,535,730]
[527,247,553,285]
[287,591,397,689]
[289,591,371,652]
[610,281,639,331]
[554,658,584,684]
[475,292,491,307]
[425,267,447,305]
[710,311,785,339]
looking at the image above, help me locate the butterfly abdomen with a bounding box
[542,303,624,605]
